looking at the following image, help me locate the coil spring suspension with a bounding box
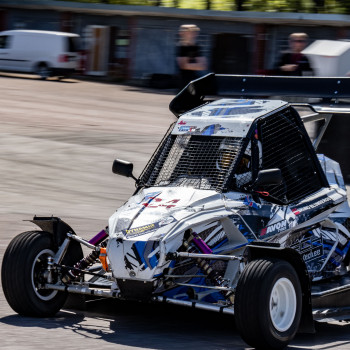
[183,232,231,296]
[62,241,107,283]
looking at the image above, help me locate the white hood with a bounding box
[108,187,224,242]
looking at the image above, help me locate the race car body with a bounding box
[3,74,350,350]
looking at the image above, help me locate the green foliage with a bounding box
[59,0,350,14]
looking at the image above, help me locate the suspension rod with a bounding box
[155,296,234,315]
[67,233,97,250]
[171,251,242,261]
[46,283,119,298]
[58,264,114,281]
[164,274,207,278]
[175,281,234,292]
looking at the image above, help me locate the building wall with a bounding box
[5,9,61,31]
[129,16,257,79]
[1,4,350,80]
[130,17,178,78]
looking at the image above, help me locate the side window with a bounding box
[66,37,79,52]
[257,107,325,204]
[0,35,11,49]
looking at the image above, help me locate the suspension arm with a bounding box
[167,251,242,261]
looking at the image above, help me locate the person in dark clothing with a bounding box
[176,24,207,89]
[275,33,313,76]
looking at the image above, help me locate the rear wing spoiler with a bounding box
[169,73,350,149]
[169,73,350,117]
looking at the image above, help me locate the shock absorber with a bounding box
[183,229,230,293]
[61,228,109,283]
[62,249,100,283]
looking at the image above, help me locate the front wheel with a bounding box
[234,258,302,350]
[1,231,67,316]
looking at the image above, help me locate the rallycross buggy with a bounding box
[3,74,350,350]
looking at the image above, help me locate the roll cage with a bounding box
[139,74,350,202]
[169,73,350,149]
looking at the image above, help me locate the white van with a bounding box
[0,30,80,79]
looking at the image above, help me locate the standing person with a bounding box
[275,33,313,76]
[176,24,207,88]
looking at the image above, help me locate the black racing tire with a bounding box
[2,231,72,317]
[36,63,51,80]
[234,258,302,350]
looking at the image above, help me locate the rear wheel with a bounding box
[2,231,67,316]
[234,258,302,350]
[36,63,51,80]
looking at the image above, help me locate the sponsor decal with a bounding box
[122,217,176,237]
[260,219,287,237]
[178,126,198,132]
[178,120,187,125]
[291,236,323,263]
[302,247,322,262]
[292,197,332,216]
[142,198,180,209]
[122,223,158,237]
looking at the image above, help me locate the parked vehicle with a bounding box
[0,30,80,79]
[2,74,350,350]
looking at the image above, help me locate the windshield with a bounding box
[139,133,247,192]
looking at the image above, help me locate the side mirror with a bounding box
[255,168,282,186]
[112,159,137,181]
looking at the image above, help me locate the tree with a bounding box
[312,0,325,13]
[67,0,350,14]
[337,0,350,14]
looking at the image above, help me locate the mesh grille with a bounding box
[139,133,245,192]
[138,123,175,187]
[235,141,253,190]
[259,108,323,203]
[198,224,221,241]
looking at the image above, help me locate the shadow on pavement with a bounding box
[2,297,346,349]
[0,310,85,329]
[82,298,248,349]
[79,298,350,350]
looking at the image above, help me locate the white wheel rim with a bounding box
[269,277,296,332]
[31,248,58,301]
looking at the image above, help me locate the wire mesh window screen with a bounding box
[259,108,323,203]
[234,141,253,190]
[139,134,245,192]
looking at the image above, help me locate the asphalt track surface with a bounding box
[0,73,350,350]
